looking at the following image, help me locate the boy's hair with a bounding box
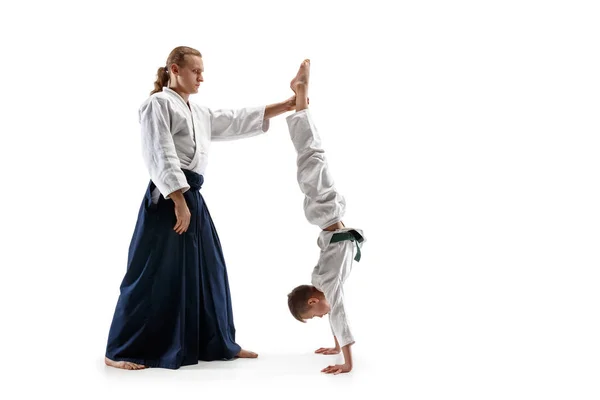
[287,285,317,323]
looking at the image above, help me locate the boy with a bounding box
[286,59,365,375]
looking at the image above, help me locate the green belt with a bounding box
[330,230,364,262]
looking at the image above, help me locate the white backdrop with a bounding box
[1,0,599,398]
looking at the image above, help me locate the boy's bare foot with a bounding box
[236,349,258,358]
[104,356,147,370]
[290,59,311,93]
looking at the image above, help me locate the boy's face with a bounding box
[302,297,331,320]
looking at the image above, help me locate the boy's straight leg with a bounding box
[286,109,346,229]
[286,59,346,229]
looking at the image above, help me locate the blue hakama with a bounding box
[106,170,241,369]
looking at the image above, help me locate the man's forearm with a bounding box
[168,189,186,206]
[264,98,294,120]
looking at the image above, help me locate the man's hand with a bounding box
[284,95,309,112]
[284,95,296,111]
[173,201,191,234]
[170,190,191,234]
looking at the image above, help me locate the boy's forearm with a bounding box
[341,343,353,367]
[334,336,340,349]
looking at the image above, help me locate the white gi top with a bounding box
[312,227,365,348]
[139,87,270,199]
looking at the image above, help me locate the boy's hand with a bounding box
[315,347,340,355]
[321,363,352,374]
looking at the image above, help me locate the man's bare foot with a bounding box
[235,349,258,358]
[104,356,147,370]
[290,59,311,94]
